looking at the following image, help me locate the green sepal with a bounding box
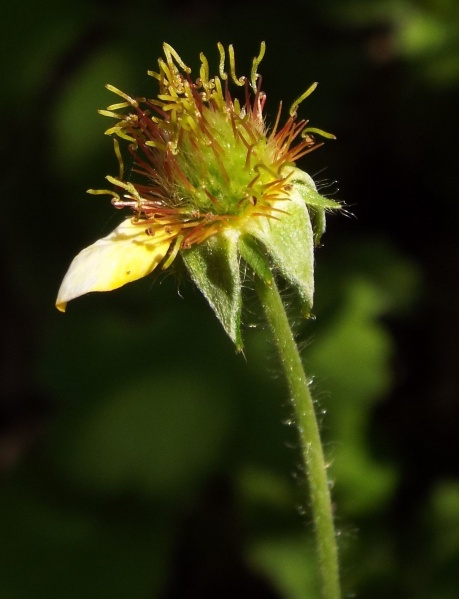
[238,234,273,285]
[182,230,243,350]
[286,167,341,245]
[245,186,315,312]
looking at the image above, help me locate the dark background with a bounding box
[2,0,459,597]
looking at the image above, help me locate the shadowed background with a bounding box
[2,0,459,597]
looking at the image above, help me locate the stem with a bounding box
[255,274,341,599]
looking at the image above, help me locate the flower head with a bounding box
[56,42,339,348]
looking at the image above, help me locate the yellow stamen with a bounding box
[302,127,337,140]
[289,82,318,116]
[113,138,124,180]
[250,41,266,90]
[105,84,138,106]
[228,44,245,86]
[212,76,225,110]
[147,69,161,81]
[104,126,137,142]
[157,59,175,91]
[217,43,228,80]
[87,188,120,200]
[105,176,142,210]
[98,109,125,119]
[106,101,132,111]
[144,140,168,151]
[163,43,191,74]
[199,52,209,86]
[162,234,184,269]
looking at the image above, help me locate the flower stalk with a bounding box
[255,268,341,599]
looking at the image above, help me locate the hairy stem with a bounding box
[255,275,341,599]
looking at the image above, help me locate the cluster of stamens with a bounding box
[88,42,332,260]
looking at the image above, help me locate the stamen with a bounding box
[199,52,209,86]
[87,188,120,201]
[105,84,138,107]
[113,138,124,180]
[287,142,324,163]
[98,109,126,119]
[269,102,282,139]
[157,60,175,91]
[105,176,142,202]
[163,43,191,74]
[217,43,228,80]
[212,77,225,110]
[129,146,158,178]
[183,220,220,247]
[240,116,258,145]
[228,44,245,86]
[250,41,266,91]
[147,69,161,81]
[204,189,220,206]
[105,101,132,111]
[251,211,280,220]
[254,162,279,180]
[302,127,337,140]
[244,145,254,169]
[162,234,184,269]
[112,199,139,209]
[104,126,137,143]
[289,82,318,116]
[144,140,168,151]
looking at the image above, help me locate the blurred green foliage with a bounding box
[1,0,459,597]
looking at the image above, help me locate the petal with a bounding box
[56,219,178,312]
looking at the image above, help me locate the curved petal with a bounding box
[56,219,178,312]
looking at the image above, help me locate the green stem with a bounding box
[255,274,341,599]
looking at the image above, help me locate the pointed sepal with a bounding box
[182,230,243,350]
[245,187,315,312]
[286,167,341,245]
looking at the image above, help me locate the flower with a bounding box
[56,42,339,348]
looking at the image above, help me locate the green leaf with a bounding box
[182,230,243,349]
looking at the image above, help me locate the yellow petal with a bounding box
[56,218,178,312]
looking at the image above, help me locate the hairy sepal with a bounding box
[245,186,315,313]
[182,230,243,350]
[287,166,341,245]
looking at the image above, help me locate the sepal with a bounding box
[245,187,315,312]
[182,230,243,350]
[286,167,341,245]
